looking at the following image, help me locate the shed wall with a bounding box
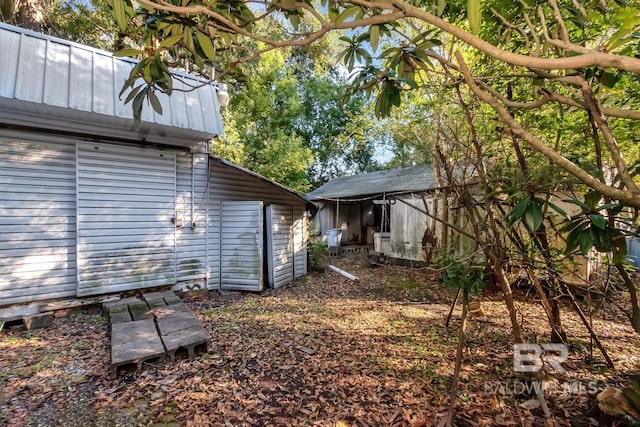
[175,153,208,284]
[207,161,308,289]
[0,130,212,307]
[0,132,77,305]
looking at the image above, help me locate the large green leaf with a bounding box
[524,200,542,232]
[334,6,361,25]
[159,34,184,49]
[508,195,530,227]
[467,0,481,35]
[112,0,127,32]
[196,30,216,60]
[113,48,144,57]
[590,213,607,230]
[148,90,163,115]
[369,25,380,52]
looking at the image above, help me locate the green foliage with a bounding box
[561,191,629,264]
[307,241,328,271]
[434,250,485,295]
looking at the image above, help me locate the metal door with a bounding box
[76,142,176,296]
[266,205,294,289]
[220,201,264,291]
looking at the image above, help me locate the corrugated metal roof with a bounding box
[0,22,223,144]
[210,157,313,208]
[308,165,438,200]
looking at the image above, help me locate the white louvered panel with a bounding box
[175,153,208,282]
[206,199,220,289]
[0,134,77,306]
[76,142,176,296]
[293,207,307,278]
[220,201,263,291]
[267,205,294,289]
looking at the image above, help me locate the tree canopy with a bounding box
[107,0,640,209]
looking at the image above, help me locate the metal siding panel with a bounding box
[220,201,263,291]
[293,207,307,278]
[69,46,93,111]
[198,84,221,135]
[0,134,77,306]
[76,142,177,296]
[269,205,294,289]
[170,79,190,129]
[15,35,46,103]
[0,24,224,139]
[207,199,220,289]
[184,79,204,131]
[0,29,20,98]
[44,42,70,107]
[92,53,115,115]
[113,60,135,119]
[175,153,208,282]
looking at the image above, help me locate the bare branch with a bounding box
[455,51,640,208]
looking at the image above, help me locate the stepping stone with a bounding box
[111,319,166,378]
[162,326,210,362]
[156,311,201,336]
[129,301,152,321]
[146,298,168,309]
[142,291,182,305]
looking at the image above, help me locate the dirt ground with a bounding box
[1,254,639,426]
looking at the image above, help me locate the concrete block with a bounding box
[161,326,210,361]
[146,298,168,309]
[23,312,54,330]
[111,319,166,378]
[110,311,132,324]
[129,301,152,321]
[156,311,201,336]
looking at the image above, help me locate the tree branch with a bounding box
[455,51,640,208]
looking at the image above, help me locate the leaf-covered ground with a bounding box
[1,254,639,426]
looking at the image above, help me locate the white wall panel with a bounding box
[76,142,176,296]
[267,205,294,288]
[220,201,263,291]
[0,133,77,306]
[175,152,208,282]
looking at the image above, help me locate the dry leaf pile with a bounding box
[1,254,638,426]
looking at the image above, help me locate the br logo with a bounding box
[513,343,569,373]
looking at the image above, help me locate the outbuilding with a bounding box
[307,165,463,264]
[0,23,309,316]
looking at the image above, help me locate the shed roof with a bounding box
[210,157,314,209]
[0,22,223,145]
[308,164,438,200]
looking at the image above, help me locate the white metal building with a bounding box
[0,23,308,314]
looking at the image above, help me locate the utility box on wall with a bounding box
[373,232,391,254]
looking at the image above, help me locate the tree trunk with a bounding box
[447,288,468,426]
